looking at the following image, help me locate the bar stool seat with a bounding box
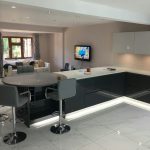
[0,85,30,145]
[45,78,76,134]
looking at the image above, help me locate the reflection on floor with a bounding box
[1,103,150,150]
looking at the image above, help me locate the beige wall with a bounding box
[39,34,51,62]
[64,22,150,70]
[53,33,63,71]
[39,33,63,72]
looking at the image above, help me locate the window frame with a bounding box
[3,36,33,59]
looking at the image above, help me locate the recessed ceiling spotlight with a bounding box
[117,130,120,135]
[11,6,16,9]
[138,142,142,146]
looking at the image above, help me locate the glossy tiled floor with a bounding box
[1,103,150,150]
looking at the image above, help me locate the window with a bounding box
[2,36,33,59]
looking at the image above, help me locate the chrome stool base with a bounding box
[0,114,8,122]
[51,124,70,134]
[3,132,27,145]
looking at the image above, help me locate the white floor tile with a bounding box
[95,132,146,150]
[1,103,150,150]
[78,142,105,150]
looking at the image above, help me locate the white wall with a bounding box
[64,22,150,70]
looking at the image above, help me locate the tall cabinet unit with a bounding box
[112,32,135,53]
[134,31,150,55]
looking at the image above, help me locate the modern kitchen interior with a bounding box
[1,0,150,150]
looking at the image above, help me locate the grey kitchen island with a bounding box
[2,67,150,127]
[55,67,150,113]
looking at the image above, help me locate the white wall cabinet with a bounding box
[112,32,135,53]
[113,31,150,55]
[134,31,150,55]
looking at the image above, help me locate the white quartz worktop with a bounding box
[55,67,150,80]
[55,67,123,80]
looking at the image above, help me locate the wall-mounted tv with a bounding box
[74,45,91,61]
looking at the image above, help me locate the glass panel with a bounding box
[12,45,21,58]
[11,38,21,43]
[23,38,32,57]
[2,38,10,58]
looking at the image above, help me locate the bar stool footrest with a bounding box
[3,132,27,145]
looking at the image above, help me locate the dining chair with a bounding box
[0,85,30,145]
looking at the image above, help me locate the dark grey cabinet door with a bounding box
[65,73,125,113]
[125,72,150,95]
[93,73,125,95]
[64,72,150,113]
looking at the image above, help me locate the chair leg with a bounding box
[51,99,70,134]
[3,107,27,145]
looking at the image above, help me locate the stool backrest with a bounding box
[58,78,76,100]
[0,85,19,107]
[17,65,34,74]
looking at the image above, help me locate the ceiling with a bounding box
[82,0,150,15]
[0,1,111,28]
[0,0,150,32]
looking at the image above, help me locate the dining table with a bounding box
[2,72,66,87]
[2,72,67,127]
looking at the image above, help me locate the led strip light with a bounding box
[31,96,150,128]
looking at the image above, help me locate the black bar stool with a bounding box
[0,85,30,145]
[45,78,76,134]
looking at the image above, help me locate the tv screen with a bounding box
[74,45,91,61]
